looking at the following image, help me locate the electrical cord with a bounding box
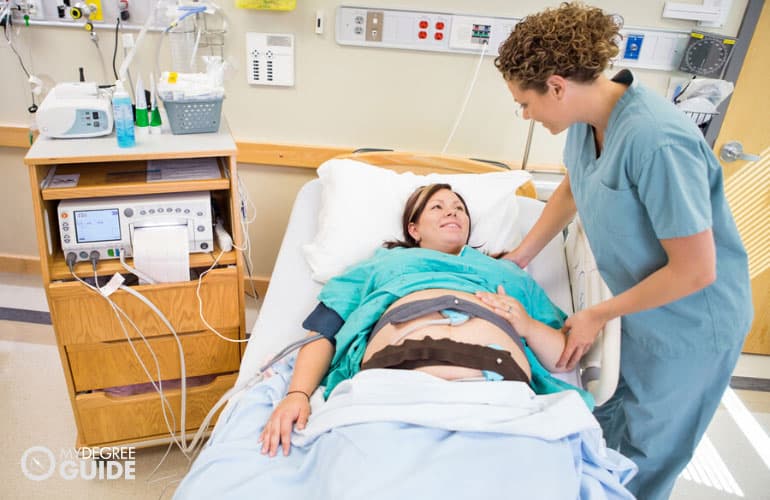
[441,40,489,154]
[120,248,157,284]
[4,20,37,109]
[67,257,187,456]
[196,248,249,343]
[113,16,120,80]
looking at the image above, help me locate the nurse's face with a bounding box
[408,189,470,255]
[506,79,570,134]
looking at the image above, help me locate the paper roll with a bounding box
[132,225,190,283]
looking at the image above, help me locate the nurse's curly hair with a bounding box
[495,2,622,93]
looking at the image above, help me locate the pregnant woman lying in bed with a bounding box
[261,183,589,457]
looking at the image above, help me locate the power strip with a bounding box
[214,220,233,252]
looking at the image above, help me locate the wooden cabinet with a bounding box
[24,124,245,448]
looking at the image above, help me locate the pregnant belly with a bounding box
[362,289,531,380]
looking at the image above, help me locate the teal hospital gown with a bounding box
[563,69,753,500]
[316,245,593,408]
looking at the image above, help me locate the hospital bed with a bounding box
[173,153,634,499]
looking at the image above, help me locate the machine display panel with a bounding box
[74,209,122,243]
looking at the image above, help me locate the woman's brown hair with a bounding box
[494,2,621,93]
[383,183,472,249]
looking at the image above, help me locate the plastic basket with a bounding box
[162,97,223,135]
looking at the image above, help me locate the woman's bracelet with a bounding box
[286,390,311,401]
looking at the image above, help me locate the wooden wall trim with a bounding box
[2,125,564,171]
[235,141,354,168]
[0,126,35,148]
[0,254,42,274]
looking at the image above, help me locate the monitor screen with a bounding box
[74,209,121,243]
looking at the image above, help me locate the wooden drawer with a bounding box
[48,267,240,345]
[75,373,237,446]
[68,328,241,392]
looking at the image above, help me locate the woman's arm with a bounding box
[505,174,577,268]
[557,228,717,369]
[476,286,568,372]
[260,333,334,457]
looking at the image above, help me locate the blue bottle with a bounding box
[112,80,136,148]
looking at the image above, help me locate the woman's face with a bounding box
[408,189,470,254]
[506,79,570,134]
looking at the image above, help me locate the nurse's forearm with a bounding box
[590,229,717,323]
[517,175,577,264]
[287,333,334,397]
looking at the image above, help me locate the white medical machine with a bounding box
[58,191,214,263]
[37,82,114,139]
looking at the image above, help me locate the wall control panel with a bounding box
[336,6,517,56]
[246,33,295,86]
[337,5,693,72]
[616,29,691,71]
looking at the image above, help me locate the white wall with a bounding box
[0,0,748,274]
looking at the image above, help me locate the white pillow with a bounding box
[303,159,532,283]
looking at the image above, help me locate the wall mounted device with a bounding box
[58,191,214,263]
[37,82,113,139]
[246,33,295,86]
[336,6,693,72]
[677,31,736,78]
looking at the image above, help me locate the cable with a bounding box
[113,16,120,80]
[196,249,249,343]
[68,266,187,456]
[120,249,157,284]
[441,41,489,154]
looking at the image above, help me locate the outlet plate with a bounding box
[365,10,383,42]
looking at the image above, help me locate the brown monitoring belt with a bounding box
[360,337,530,383]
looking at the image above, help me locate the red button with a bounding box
[418,31,427,39]
[419,20,428,29]
[435,22,445,30]
[434,32,444,40]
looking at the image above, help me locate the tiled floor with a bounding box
[1,272,768,499]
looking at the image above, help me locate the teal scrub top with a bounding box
[563,70,752,356]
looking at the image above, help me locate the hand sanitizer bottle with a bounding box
[112,80,135,148]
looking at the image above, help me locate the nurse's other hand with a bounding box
[259,392,310,457]
[556,308,605,370]
[500,247,530,268]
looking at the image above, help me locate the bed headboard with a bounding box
[335,151,538,199]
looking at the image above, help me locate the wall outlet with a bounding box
[365,11,383,42]
[246,33,295,86]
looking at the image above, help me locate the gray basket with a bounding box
[162,97,223,134]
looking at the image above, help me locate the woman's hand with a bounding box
[556,308,607,370]
[476,285,535,336]
[259,391,311,457]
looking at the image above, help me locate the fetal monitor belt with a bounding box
[371,295,525,353]
[360,337,530,383]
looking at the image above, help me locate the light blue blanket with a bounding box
[174,359,636,500]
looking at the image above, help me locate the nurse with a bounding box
[492,3,753,499]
